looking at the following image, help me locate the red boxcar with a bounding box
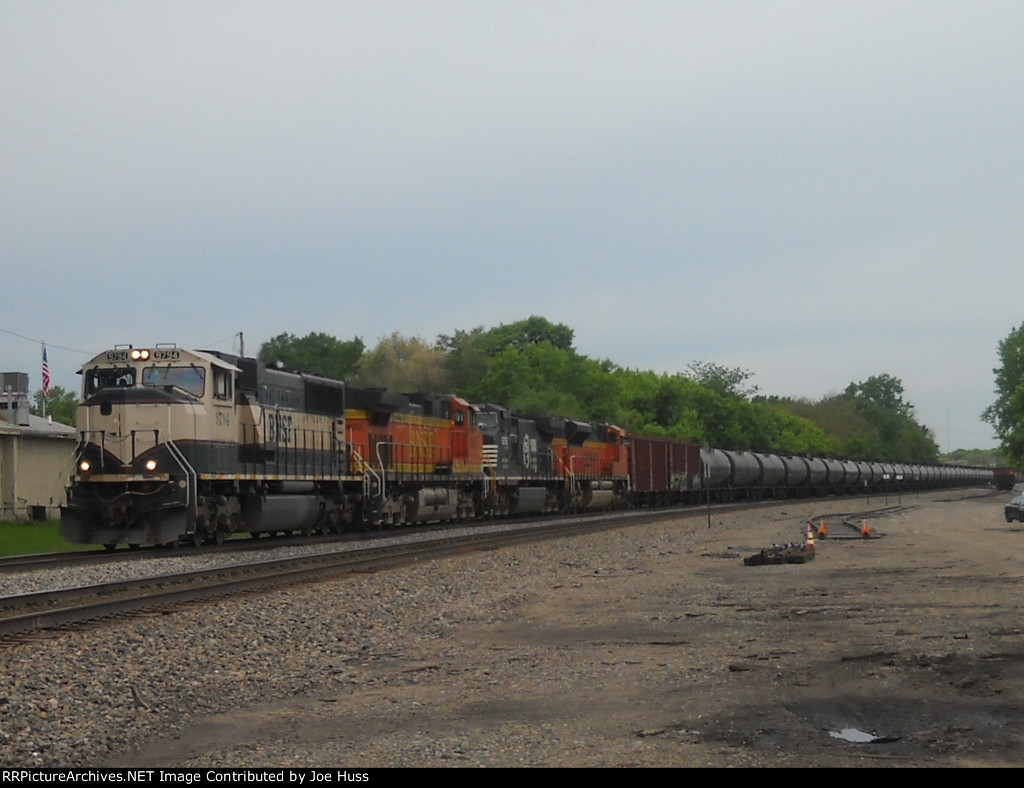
[628,434,702,505]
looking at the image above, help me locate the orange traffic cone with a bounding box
[806,522,816,552]
[817,518,827,537]
[861,519,871,537]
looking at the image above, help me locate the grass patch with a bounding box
[0,520,94,556]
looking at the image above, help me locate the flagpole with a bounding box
[41,340,48,419]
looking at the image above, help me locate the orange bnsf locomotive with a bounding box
[60,345,630,548]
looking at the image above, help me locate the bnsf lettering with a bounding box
[409,428,434,461]
[266,412,293,443]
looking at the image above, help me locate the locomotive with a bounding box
[59,343,993,548]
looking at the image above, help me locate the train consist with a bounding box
[60,344,994,548]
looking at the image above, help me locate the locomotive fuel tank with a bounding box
[244,494,320,535]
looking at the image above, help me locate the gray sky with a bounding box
[3,1,1019,452]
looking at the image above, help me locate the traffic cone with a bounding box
[861,519,871,537]
[806,521,816,552]
[818,518,827,537]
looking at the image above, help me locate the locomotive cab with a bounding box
[61,345,241,547]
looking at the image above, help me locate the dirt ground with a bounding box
[118,490,1024,767]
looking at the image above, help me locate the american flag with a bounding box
[42,343,51,397]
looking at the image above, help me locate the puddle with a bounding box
[828,728,900,744]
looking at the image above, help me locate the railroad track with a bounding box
[0,531,359,573]
[0,510,669,642]
[806,488,1005,539]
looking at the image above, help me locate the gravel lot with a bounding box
[3,489,1022,768]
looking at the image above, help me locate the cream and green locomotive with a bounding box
[60,345,352,548]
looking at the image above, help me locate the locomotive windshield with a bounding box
[142,365,206,398]
[84,367,136,396]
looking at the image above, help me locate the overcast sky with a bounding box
[3,1,1020,452]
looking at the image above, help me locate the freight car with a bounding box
[994,467,1018,491]
[60,343,995,548]
[695,449,992,500]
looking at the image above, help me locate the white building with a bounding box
[0,372,77,521]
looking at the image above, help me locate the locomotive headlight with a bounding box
[130,349,151,360]
[144,459,158,472]
[79,460,91,473]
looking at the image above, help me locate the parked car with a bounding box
[1005,495,1024,523]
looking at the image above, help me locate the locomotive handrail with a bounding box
[482,454,499,495]
[129,429,162,467]
[69,436,92,477]
[565,455,578,486]
[56,439,82,484]
[349,446,382,500]
[374,442,390,499]
[164,439,197,524]
[77,429,133,473]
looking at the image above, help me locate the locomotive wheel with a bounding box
[103,543,117,552]
[212,528,226,545]
[191,530,204,547]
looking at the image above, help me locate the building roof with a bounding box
[0,412,76,439]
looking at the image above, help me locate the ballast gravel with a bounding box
[2,492,1022,768]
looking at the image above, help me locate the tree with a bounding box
[30,385,78,427]
[842,374,938,462]
[440,317,577,402]
[439,316,574,358]
[352,333,452,393]
[258,332,364,381]
[686,361,759,399]
[844,373,913,417]
[983,321,1024,470]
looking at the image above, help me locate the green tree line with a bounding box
[258,316,947,463]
